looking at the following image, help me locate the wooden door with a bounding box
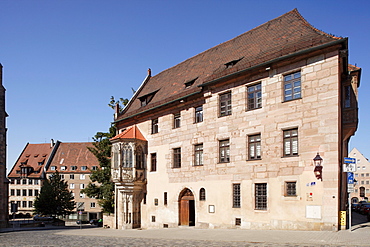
[180,199,189,225]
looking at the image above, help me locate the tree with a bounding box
[108,96,129,112]
[34,170,75,216]
[81,126,116,214]
[82,97,129,213]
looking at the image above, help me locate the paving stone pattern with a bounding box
[0,212,369,247]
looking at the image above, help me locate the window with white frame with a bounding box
[219,92,232,117]
[248,134,261,160]
[80,174,85,180]
[283,128,298,156]
[283,71,301,101]
[69,183,75,189]
[219,139,230,163]
[247,83,262,110]
[194,144,203,166]
[195,105,203,123]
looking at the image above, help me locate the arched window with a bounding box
[136,146,144,169]
[122,145,133,168]
[199,188,206,201]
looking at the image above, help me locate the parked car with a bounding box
[355,201,369,213]
[33,215,54,221]
[360,204,370,215]
[352,203,358,211]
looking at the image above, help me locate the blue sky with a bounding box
[1,0,369,171]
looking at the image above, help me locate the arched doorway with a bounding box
[178,188,195,226]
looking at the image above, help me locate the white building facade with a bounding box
[110,9,361,231]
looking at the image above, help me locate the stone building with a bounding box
[0,64,8,228]
[7,141,60,215]
[45,142,102,222]
[349,148,370,202]
[110,9,361,231]
[8,141,102,221]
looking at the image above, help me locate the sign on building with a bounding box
[343,157,356,172]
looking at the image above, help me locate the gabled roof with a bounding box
[116,8,345,122]
[47,142,98,173]
[110,126,146,142]
[8,143,56,178]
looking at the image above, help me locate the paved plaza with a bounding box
[1,213,369,247]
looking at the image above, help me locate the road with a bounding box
[0,212,369,246]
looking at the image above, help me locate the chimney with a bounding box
[147,68,151,77]
[51,139,54,148]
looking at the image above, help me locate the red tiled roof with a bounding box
[116,9,344,122]
[8,143,55,178]
[110,126,146,141]
[47,142,98,173]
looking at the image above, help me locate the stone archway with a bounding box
[178,188,195,226]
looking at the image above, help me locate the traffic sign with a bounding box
[344,157,356,163]
[343,163,356,172]
[348,184,354,193]
[348,172,354,184]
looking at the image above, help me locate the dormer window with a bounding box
[139,90,159,107]
[20,158,28,165]
[184,77,198,88]
[225,57,244,68]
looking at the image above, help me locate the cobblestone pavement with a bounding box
[0,212,369,247]
[0,230,349,247]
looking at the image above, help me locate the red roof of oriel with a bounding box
[111,126,146,141]
[116,8,344,122]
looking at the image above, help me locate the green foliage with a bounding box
[82,97,129,213]
[82,126,116,214]
[34,171,75,216]
[108,96,129,112]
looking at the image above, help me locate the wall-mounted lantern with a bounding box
[313,153,323,181]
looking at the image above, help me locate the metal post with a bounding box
[12,212,15,231]
[79,211,82,229]
[348,192,351,231]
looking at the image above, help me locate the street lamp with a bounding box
[313,153,323,181]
